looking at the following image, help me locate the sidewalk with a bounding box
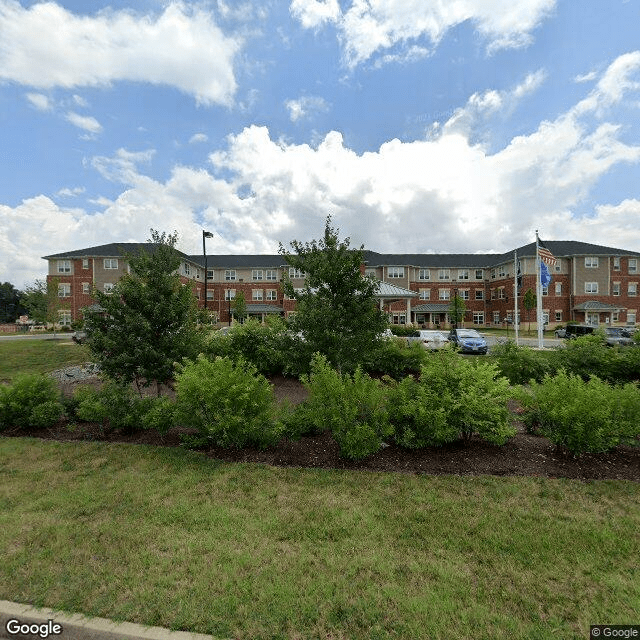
[0,601,224,640]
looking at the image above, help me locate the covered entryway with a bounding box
[573,301,624,325]
[374,281,416,324]
[246,304,284,323]
[412,303,450,328]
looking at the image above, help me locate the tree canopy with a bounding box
[0,282,24,323]
[84,230,202,393]
[279,216,388,372]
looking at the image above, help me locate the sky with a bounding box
[1,0,640,288]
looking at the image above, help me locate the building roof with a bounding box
[44,240,640,266]
[375,281,415,298]
[573,300,626,312]
[245,304,283,314]
[412,303,450,313]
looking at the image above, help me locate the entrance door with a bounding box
[586,312,599,325]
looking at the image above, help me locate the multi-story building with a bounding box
[43,240,640,328]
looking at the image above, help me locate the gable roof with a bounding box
[43,242,184,260]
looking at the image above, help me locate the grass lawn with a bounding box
[1,439,638,640]
[0,339,91,383]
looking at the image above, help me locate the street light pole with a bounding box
[202,230,214,312]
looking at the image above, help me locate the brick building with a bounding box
[43,240,640,329]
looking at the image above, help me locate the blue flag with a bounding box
[540,260,552,288]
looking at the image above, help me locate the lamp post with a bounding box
[202,230,214,312]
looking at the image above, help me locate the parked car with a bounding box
[604,327,634,347]
[447,328,488,354]
[560,324,596,339]
[554,327,567,338]
[71,330,88,344]
[416,330,450,350]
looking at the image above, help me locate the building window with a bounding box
[438,289,450,301]
[82,282,90,294]
[543,312,550,325]
[58,310,72,326]
[498,266,507,277]
[459,290,469,300]
[418,288,430,300]
[627,312,636,324]
[58,283,70,298]
[438,269,450,280]
[266,270,277,281]
[475,290,484,300]
[252,270,264,281]
[266,289,277,301]
[613,257,621,270]
[252,289,263,301]
[418,269,430,281]
[57,260,71,273]
[613,283,620,296]
[490,268,496,279]
[555,282,562,295]
[585,282,598,294]
[491,289,496,300]
[585,256,598,268]
[392,313,406,325]
[388,267,404,278]
[104,258,118,270]
[82,258,89,269]
[458,269,469,280]
[554,262,561,272]
[473,311,484,325]
[555,310,562,322]
[225,270,236,281]
[289,268,305,279]
[629,259,638,274]
[225,289,236,300]
[206,269,214,279]
[493,311,500,324]
[206,289,213,300]
[475,269,483,280]
[612,312,619,323]
[498,288,505,299]
[629,283,638,297]
[103,283,114,293]
[542,286,548,296]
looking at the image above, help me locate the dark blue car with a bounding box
[448,328,488,354]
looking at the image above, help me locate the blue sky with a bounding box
[1,0,640,287]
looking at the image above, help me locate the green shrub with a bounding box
[418,349,516,445]
[386,375,455,448]
[140,396,176,435]
[0,374,63,431]
[388,325,420,337]
[489,340,550,384]
[518,370,639,454]
[549,334,615,381]
[301,353,392,460]
[363,338,426,379]
[74,382,152,433]
[175,355,281,449]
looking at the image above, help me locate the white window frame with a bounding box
[58,310,72,326]
[613,257,621,270]
[265,269,277,281]
[555,282,562,295]
[225,270,237,281]
[206,268,214,279]
[613,282,620,296]
[498,266,507,277]
[225,289,236,300]
[82,282,90,294]
[475,290,484,300]
[103,283,114,293]
[585,256,599,268]
[585,282,598,294]
[57,260,71,273]
[458,269,469,280]
[82,258,89,269]
[388,267,404,278]
[289,268,305,279]
[266,289,277,301]
[252,289,264,301]
[627,312,636,324]
[438,289,450,301]
[206,289,214,300]
[629,259,637,274]
[418,269,430,281]
[629,283,638,297]
[493,311,500,324]
[58,283,71,298]
[252,270,264,281]
[475,269,483,280]
[438,269,450,281]
[473,311,484,325]
[418,288,430,300]
[104,258,118,270]
[555,310,562,322]
[459,290,470,300]
[184,263,190,276]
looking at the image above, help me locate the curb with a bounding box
[0,601,221,640]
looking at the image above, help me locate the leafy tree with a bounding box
[448,294,467,328]
[20,278,63,332]
[0,282,24,323]
[231,291,248,324]
[523,288,536,332]
[279,216,388,372]
[84,230,202,395]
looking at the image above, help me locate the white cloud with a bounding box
[65,111,103,134]
[291,0,557,68]
[91,148,156,184]
[72,94,89,108]
[189,133,209,144]
[285,95,329,122]
[56,186,86,198]
[25,92,51,111]
[575,70,597,84]
[290,0,340,29]
[0,1,240,106]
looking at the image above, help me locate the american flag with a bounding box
[538,238,557,267]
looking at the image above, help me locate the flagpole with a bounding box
[514,249,519,346]
[535,230,543,349]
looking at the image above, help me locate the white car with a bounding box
[417,330,450,349]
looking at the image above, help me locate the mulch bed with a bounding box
[4,375,639,482]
